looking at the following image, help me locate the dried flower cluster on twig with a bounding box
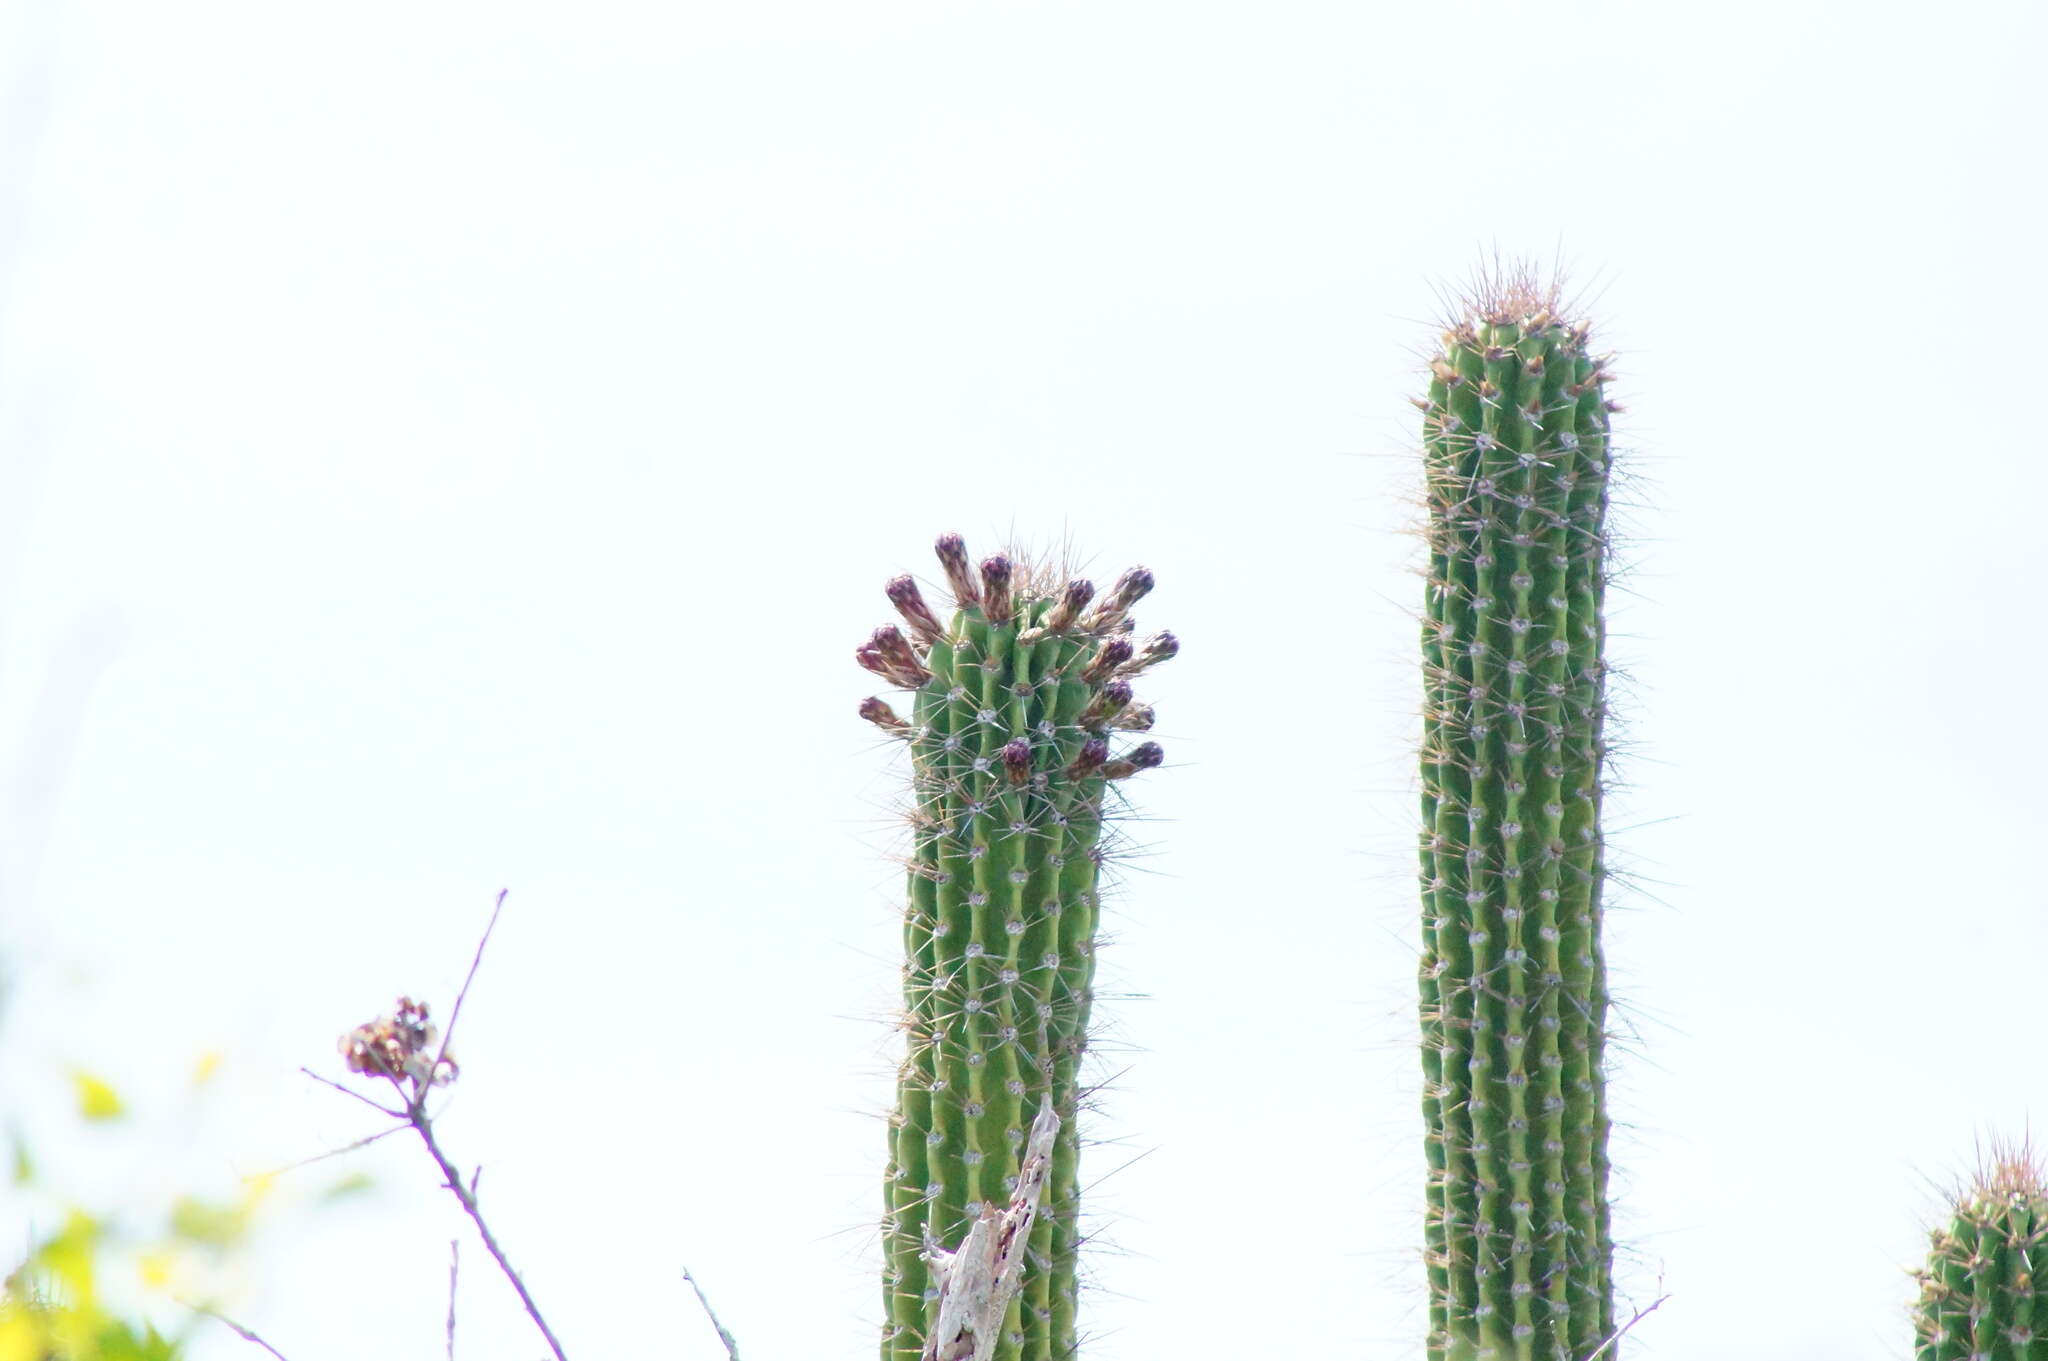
[339,996,459,1091]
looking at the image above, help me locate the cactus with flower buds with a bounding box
[858,535,1172,1361]
[1913,1146,2048,1361]
[1416,279,1619,1361]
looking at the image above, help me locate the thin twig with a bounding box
[299,1066,405,1119]
[186,1302,293,1361]
[682,1267,741,1361]
[408,1097,570,1361]
[434,887,507,1078]
[446,1239,460,1361]
[1580,1282,1670,1361]
[268,1120,409,1175]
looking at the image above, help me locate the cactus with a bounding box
[1913,1145,2048,1360]
[858,535,1172,1361]
[1416,276,1619,1360]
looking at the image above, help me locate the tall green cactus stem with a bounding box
[1416,282,1619,1361]
[1914,1147,2048,1360]
[859,535,1172,1361]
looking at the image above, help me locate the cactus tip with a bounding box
[1450,256,1566,329]
[1965,1134,2048,1206]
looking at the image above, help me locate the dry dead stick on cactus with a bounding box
[920,1102,1061,1361]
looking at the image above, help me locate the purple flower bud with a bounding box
[1102,741,1164,780]
[1043,579,1095,633]
[1111,702,1156,732]
[979,556,1015,624]
[1080,678,1133,727]
[935,533,979,607]
[885,574,945,646]
[859,696,909,731]
[1084,565,1154,630]
[1001,737,1032,785]
[1082,636,1134,683]
[1068,737,1109,777]
[1122,631,1179,674]
[868,625,933,688]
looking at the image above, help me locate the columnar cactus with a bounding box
[1416,280,1619,1360]
[1914,1147,2048,1360]
[858,535,1172,1361]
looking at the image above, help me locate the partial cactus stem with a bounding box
[1914,1145,2048,1360]
[861,536,1172,1361]
[1416,277,1619,1360]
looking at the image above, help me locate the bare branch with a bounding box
[434,888,507,1080]
[186,1302,293,1361]
[681,1267,741,1361]
[409,1104,569,1361]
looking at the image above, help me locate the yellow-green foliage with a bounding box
[2,1212,181,1361]
[3,1069,274,1361]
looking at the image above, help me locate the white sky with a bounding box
[2,2,2044,1359]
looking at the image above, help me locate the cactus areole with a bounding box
[1417,283,1619,1361]
[859,536,1172,1361]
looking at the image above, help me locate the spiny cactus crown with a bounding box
[1915,1144,2048,1361]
